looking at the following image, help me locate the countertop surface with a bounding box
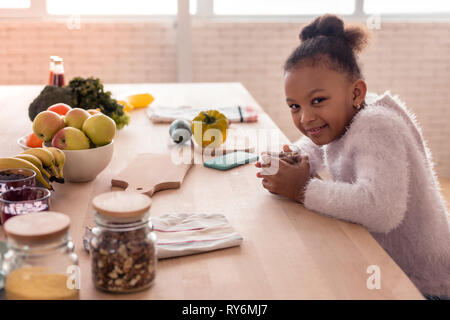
[0,82,424,299]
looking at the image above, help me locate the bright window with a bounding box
[364,0,450,14]
[46,0,197,15]
[213,0,355,15]
[0,0,30,8]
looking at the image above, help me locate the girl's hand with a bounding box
[255,153,311,204]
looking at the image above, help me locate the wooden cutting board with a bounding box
[111,153,193,197]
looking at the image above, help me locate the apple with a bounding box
[82,114,116,146]
[51,127,90,150]
[32,110,65,142]
[64,108,90,130]
[47,103,72,116]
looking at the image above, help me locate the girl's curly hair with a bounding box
[285,14,370,82]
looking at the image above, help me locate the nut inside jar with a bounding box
[91,226,157,293]
[90,191,156,294]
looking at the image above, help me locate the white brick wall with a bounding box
[0,20,449,177]
[0,21,177,84]
[190,21,450,178]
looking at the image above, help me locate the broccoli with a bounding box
[28,77,130,129]
[28,85,73,121]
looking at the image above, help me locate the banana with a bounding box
[0,157,53,190]
[14,154,52,180]
[45,147,65,179]
[21,148,58,178]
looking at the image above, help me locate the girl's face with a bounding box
[284,65,363,146]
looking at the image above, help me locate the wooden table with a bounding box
[0,82,424,300]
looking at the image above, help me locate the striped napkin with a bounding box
[152,213,243,259]
[83,213,243,259]
[147,105,258,123]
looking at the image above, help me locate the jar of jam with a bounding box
[0,168,36,194]
[1,212,80,300]
[90,191,157,293]
[0,186,51,225]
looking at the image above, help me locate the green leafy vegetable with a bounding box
[68,77,130,130]
[28,77,130,130]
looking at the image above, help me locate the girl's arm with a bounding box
[293,135,325,177]
[303,117,409,234]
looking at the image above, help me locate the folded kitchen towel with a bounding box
[147,105,258,123]
[82,213,243,259]
[152,213,243,259]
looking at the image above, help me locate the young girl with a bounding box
[256,14,450,299]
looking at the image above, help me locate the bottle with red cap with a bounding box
[48,56,58,85]
[51,57,65,87]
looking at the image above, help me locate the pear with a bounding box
[82,114,116,146]
[64,108,90,130]
[32,111,65,142]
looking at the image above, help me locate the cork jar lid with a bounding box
[92,191,152,218]
[4,212,71,242]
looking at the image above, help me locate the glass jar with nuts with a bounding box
[90,191,157,293]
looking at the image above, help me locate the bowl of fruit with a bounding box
[52,140,114,183]
[27,104,116,183]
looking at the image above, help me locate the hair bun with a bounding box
[300,14,369,53]
[300,14,345,41]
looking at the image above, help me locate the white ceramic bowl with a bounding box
[17,136,114,183]
[58,141,114,183]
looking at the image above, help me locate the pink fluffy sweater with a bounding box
[294,91,450,297]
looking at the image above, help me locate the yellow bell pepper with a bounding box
[192,110,229,148]
[117,100,134,112]
[126,93,154,109]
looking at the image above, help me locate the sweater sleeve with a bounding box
[303,117,410,234]
[293,135,325,176]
